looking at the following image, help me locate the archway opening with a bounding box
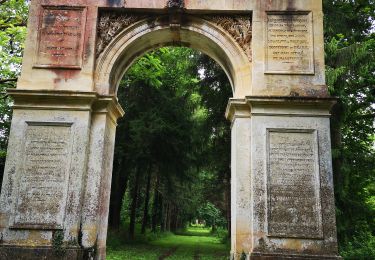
[94,14,253,258]
[106,46,232,259]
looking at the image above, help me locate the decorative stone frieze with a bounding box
[167,0,185,9]
[204,15,252,61]
[96,12,252,61]
[96,12,146,58]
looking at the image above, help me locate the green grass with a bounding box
[106,226,229,259]
[175,226,212,237]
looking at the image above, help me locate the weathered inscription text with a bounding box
[267,130,322,238]
[13,124,72,229]
[35,7,86,68]
[266,13,314,74]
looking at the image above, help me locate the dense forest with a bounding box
[0,0,374,259]
[108,48,232,239]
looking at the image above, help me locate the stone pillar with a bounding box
[0,90,123,259]
[228,97,341,259]
[81,97,124,260]
[226,99,252,259]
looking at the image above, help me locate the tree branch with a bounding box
[353,113,375,120]
[0,78,17,84]
[0,91,9,100]
[0,22,28,30]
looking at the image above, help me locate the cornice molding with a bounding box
[7,89,125,121]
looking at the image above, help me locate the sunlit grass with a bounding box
[175,225,212,237]
[106,226,229,259]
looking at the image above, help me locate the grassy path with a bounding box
[107,227,229,260]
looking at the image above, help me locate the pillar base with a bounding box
[249,252,342,260]
[0,245,93,260]
[231,252,342,260]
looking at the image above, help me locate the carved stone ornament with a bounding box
[167,0,185,9]
[96,12,252,61]
[96,12,146,58]
[205,15,252,61]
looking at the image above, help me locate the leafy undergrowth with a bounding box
[106,226,229,259]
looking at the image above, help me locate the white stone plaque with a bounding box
[267,130,323,238]
[265,12,314,74]
[12,123,73,229]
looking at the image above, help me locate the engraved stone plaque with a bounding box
[35,7,86,69]
[267,130,323,238]
[265,12,314,74]
[12,123,73,229]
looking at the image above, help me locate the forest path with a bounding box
[107,226,228,260]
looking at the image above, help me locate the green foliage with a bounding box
[323,1,375,258]
[193,53,232,232]
[323,0,375,42]
[112,47,231,237]
[0,0,29,156]
[52,230,66,257]
[108,224,173,246]
[197,202,226,229]
[209,226,229,244]
[0,0,28,78]
[340,222,375,260]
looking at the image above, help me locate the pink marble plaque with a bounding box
[35,7,86,69]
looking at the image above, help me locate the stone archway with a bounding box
[94,13,252,97]
[0,1,341,260]
[92,10,253,259]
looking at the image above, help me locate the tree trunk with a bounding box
[330,102,344,194]
[129,166,141,240]
[167,203,171,232]
[162,200,168,232]
[212,218,217,232]
[173,209,179,232]
[141,165,152,234]
[109,158,129,230]
[151,175,160,232]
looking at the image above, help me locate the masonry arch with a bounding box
[94,15,252,98]
[91,14,253,258]
[0,2,341,259]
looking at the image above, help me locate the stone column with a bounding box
[81,96,124,260]
[247,97,341,259]
[0,90,123,259]
[226,99,252,259]
[226,97,341,260]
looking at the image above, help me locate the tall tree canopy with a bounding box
[109,47,232,238]
[323,0,375,258]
